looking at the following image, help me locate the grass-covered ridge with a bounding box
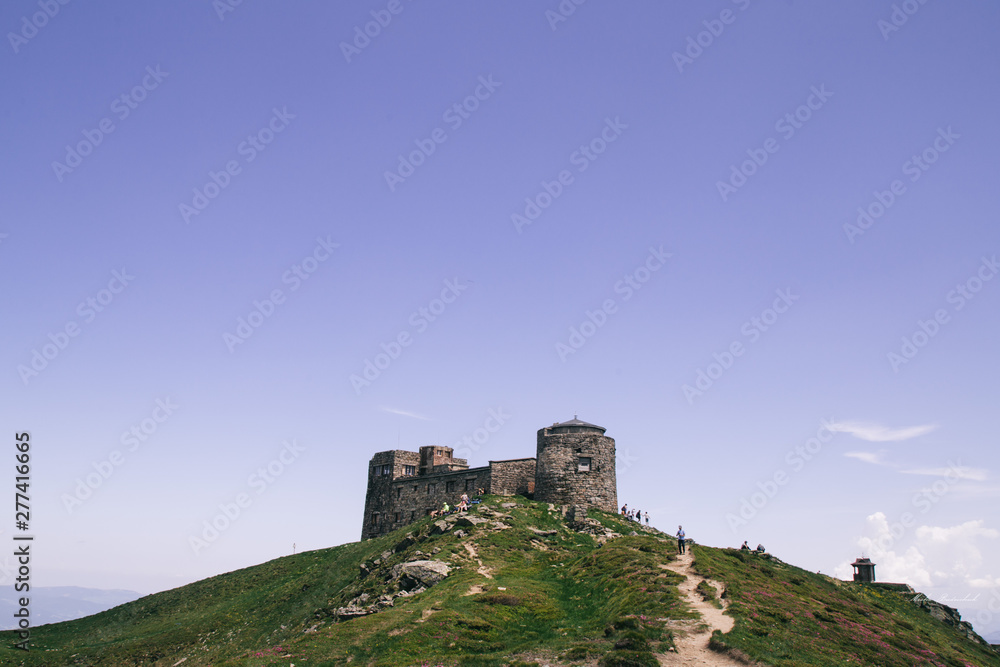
[2,499,997,666]
[693,545,1000,667]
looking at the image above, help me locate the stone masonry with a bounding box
[361,417,615,540]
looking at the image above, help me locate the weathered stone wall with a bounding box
[533,429,617,513]
[489,458,536,496]
[361,450,421,540]
[376,466,492,537]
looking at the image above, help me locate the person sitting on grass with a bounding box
[457,494,470,511]
[741,541,750,550]
[755,544,766,554]
[442,502,450,515]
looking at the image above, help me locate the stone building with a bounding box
[361,417,617,540]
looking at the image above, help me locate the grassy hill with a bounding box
[2,497,998,666]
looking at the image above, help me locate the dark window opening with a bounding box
[394,512,400,522]
[396,487,402,499]
[403,465,416,476]
[446,481,456,493]
[578,457,591,472]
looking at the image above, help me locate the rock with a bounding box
[529,527,558,536]
[335,606,374,618]
[501,502,517,508]
[629,531,639,536]
[432,546,442,554]
[491,522,511,530]
[397,560,452,591]
[457,515,490,528]
[394,534,416,553]
[381,551,393,560]
[454,530,467,538]
[358,563,370,578]
[445,515,460,524]
[566,505,587,522]
[431,520,451,535]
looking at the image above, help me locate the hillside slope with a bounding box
[2,497,997,666]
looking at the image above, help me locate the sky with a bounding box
[2,0,999,641]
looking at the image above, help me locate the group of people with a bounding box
[430,490,483,518]
[620,503,649,526]
[741,540,766,554]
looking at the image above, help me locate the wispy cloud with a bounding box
[379,406,431,421]
[827,421,937,442]
[844,451,886,465]
[901,467,988,482]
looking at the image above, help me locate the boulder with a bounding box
[397,560,452,590]
[393,534,416,553]
[501,502,517,508]
[431,520,451,535]
[566,505,587,522]
[457,515,490,528]
[529,527,558,537]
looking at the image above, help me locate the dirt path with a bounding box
[656,551,742,666]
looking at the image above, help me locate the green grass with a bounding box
[2,501,997,666]
[692,545,1000,667]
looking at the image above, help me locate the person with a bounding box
[755,544,765,554]
[741,541,750,550]
[676,525,686,554]
[458,493,470,511]
[633,509,640,523]
[621,503,628,515]
[442,501,450,514]
[644,511,649,526]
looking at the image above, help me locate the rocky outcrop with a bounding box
[393,560,452,591]
[911,594,991,647]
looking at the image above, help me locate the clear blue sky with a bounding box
[2,0,999,640]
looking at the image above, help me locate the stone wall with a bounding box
[533,429,617,513]
[489,458,536,496]
[361,450,421,540]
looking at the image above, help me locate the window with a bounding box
[376,464,392,476]
[396,487,402,499]
[410,511,415,521]
[394,512,400,522]
[413,485,418,492]
[465,479,474,491]
[403,465,416,476]
[427,483,436,494]
[446,481,456,493]
[578,457,591,472]
[372,512,380,526]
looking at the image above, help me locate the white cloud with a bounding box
[844,451,887,465]
[827,421,937,442]
[379,406,430,421]
[836,513,999,594]
[901,467,989,482]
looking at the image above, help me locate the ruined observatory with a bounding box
[361,417,617,540]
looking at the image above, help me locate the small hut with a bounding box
[851,557,876,583]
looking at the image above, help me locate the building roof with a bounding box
[851,557,875,566]
[549,416,606,433]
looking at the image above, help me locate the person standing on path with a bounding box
[676,525,686,554]
[644,511,649,526]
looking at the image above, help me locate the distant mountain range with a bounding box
[0,586,142,630]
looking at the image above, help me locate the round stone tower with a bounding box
[533,417,617,513]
